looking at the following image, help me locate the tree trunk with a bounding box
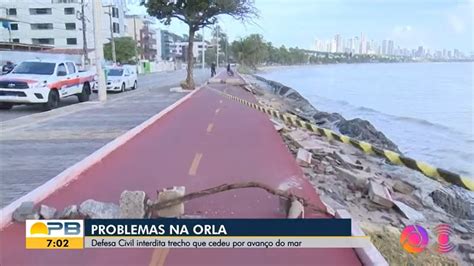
[186,27,196,90]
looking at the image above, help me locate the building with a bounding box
[335,34,342,53]
[382,40,387,55]
[170,40,212,62]
[125,14,161,61]
[160,30,185,61]
[387,40,394,55]
[0,0,127,62]
[359,33,366,54]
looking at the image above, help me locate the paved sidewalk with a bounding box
[0,72,361,265]
[0,70,210,207]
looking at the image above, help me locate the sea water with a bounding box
[261,62,474,178]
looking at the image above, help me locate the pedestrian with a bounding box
[210,62,216,77]
[227,63,234,76]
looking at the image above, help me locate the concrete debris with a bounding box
[208,78,223,84]
[459,243,474,253]
[287,200,304,218]
[156,186,186,218]
[12,201,39,222]
[392,180,415,195]
[119,191,148,218]
[333,151,363,170]
[270,118,285,132]
[296,148,312,167]
[368,181,394,208]
[335,166,369,191]
[325,165,336,175]
[39,205,57,219]
[393,200,425,221]
[453,224,469,234]
[430,186,474,219]
[58,205,80,219]
[79,199,119,219]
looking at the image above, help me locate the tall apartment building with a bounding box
[125,14,160,61]
[0,0,127,57]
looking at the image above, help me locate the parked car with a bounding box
[93,66,137,93]
[0,60,95,110]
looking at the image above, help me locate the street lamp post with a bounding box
[92,0,107,101]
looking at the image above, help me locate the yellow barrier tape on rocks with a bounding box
[216,89,474,192]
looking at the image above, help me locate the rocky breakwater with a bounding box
[253,75,400,153]
[245,74,474,265]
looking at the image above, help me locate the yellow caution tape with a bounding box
[216,89,474,191]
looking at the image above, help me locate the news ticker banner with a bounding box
[26,219,371,249]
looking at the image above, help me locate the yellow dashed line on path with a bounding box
[188,153,203,176]
[149,248,169,266]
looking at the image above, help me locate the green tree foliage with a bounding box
[144,0,257,89]
[103,37,138,64]
[231,35,414,68]
[230,34,268,68]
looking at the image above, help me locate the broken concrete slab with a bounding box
[270,118,285,132]
[392,180,415,195]
[296,148,312,167]
[393,200,425,221]
[39,205,57,219]
[287,130,334,152]
[335,166,369,190]
[156,186,185,218]
[12,201,39,222]
[287,200,304,218]
[120,191,148,218]
[79,199,119,219]
[333,151,363,170]
[368,181,394,208]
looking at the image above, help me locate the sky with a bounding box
[128,0,474,53]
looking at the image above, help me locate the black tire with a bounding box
[0,103,13,110]
[43,90,59,111]
[121,83,125,93]
[132,80,137,90]
[78,83,91,102]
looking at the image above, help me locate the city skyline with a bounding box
[128,0,473,54]
[314,33,468,59]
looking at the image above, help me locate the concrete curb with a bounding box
[0,85,203,229]
[335,209,388,266]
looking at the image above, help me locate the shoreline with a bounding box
[256,60,474,73]
[243,73,474,265]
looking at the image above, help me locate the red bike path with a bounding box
[0,73,362,265]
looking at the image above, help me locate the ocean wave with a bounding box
[312,95,469,137]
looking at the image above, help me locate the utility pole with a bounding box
[201,27,205,69]
[104,5,116,64]
[216,25,219,68]
[133,15,139,63]
[92,0,106,101]
[79,0,89,65]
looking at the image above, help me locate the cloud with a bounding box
[448,15,465,33]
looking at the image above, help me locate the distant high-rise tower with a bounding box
[382,40,387,55]
[335,34,342,53]
[360,33,366,54]
[388,40,394,55]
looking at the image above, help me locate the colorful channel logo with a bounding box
[400,225,429,254]
[434,224,455,253]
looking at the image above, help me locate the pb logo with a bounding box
[26,220,84,249]
[26,220,83,237]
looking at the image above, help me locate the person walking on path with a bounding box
[211,62,216,77]
[227,63,234,76]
